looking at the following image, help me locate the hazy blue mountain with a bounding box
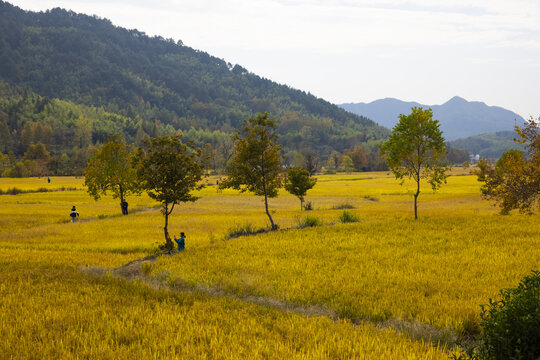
[340,96,525,140]
[448,131,525,159]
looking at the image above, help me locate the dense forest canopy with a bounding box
[0,2,388,152]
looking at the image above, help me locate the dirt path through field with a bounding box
[81,254,462,349]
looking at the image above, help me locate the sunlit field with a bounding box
[1,169,538,358]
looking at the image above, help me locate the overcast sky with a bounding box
[9,0,540,118]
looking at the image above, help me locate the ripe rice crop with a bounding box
[0,174,460,358]
[1,170,537,358]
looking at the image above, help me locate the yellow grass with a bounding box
[1,169,537,358]
[0,174,469,359]
[1,249,453,359]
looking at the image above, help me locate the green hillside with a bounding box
[0,1,388,166]
[448,131,525,159]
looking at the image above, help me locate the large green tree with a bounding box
[84,137,140,214]
[478,118,540,214]
[220,113,282,230]
[380,107,448,220]
[135,134,203,251]
[284,166,317,211]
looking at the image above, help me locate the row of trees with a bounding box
[85,109,538,252]
[85,113,318,250]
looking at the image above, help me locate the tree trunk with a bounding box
[264,191,276,230]
[414,176,420,220]
[119,184,125,215]
[261,161,276,230]
[300,197,304,212]
[163,203,173,251]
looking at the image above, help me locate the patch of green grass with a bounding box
[339,211,359,223]
[331,203,355,210]
[297,215,323,228]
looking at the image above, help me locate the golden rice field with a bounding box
[1,169,538,359]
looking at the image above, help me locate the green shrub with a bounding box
[226,223,267,239]
[339,211,359,223]
[457,270,540,360]
[297,215,322,228]
[478,270,540,360]
[303,201,313,211]
[331,203,355,210]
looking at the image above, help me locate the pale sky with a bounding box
[8,0,540,118]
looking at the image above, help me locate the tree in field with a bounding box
[84,137,140,214]
[348,145,369,172]
[284,166,317,211]
[303,152,320,175]
[135,135,203,251]
[477,117,539,214]
[24,142,50,176]
[380,107,448,220]
[325,156,336,174]
[340,155,355,173]
[219,112,282,230]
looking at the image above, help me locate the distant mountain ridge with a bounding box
[340,96,524,140]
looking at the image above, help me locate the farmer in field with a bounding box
[174,232,185,251]
[121,200,128,215]
[70,206,79,223]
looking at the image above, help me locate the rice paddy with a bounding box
[1,169,538,358]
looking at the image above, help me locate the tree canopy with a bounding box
[220,113,282,229]
[84,137,140,214]
[284,167,317,211]
[135,134,203,250]
[478,118,539,214]
[380,107,448,219]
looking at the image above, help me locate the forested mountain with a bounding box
[448,131,525,159]
[340,96,524,140]
[0,1,388,169]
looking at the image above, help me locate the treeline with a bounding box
[449,131,525,159]
[0,84,470,177]
[0,82,394,177]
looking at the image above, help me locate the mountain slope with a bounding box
[0,1,388,157]
[340,96,524,140]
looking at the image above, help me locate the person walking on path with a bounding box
[70,206,79,223]
[174,232,185,251]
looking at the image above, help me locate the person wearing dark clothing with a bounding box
[121,200,128,215]
[47,177,50,183]
[174,232,185,251]
[70,206,79,223]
